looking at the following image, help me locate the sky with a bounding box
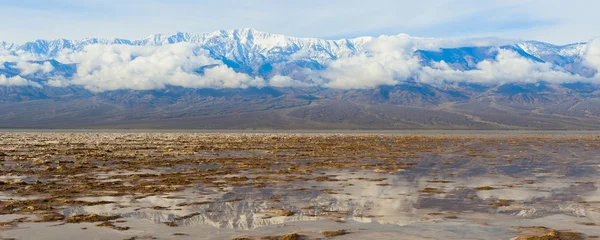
[1,0,598,45]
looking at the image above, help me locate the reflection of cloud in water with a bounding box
[59,170,600,231]
[62,171,424,229]
[581,188,600,202]
[515,204,586,218]
[310,172,420,226]
[477,188,551,201]
[418,175,577,201]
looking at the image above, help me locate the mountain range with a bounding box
[0,29,594,77]
[1,28,599,129]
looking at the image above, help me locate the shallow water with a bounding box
[1,132,599,239]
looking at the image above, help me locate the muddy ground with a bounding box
[0,132,599,239]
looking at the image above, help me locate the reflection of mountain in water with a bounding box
[61,201,319,230]
[62,170,600,230]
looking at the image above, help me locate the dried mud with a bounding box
[0,132,599,239]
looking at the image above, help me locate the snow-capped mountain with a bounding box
[0,41,17,52]
[2,29,600,129]
[0,28,590,77]
[514,41,594,77]
[3,28,371,65]
[138,29,372,64]
[516,41,587,59]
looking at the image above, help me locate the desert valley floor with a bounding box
[0,132,600,239]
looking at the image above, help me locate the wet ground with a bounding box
[0,132,599,239]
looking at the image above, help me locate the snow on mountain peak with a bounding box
[517,41,588,58]
[0,29,591,60]
[0,29,594,79]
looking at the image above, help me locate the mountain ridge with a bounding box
[1,28,373,61]
[0,29,595,89]
[0,28,589,64]
[1,29,599,129]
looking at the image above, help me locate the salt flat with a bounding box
[0,132,599,239]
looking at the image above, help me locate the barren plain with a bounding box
[0,132,600,239]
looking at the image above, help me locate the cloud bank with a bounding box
[418,49,587,85]
[55,43,266,92]
[318,35,421,89]
[313,35,598,89]
[15,61,54,76]
[269,75,313,88]
[0,74,41,87]
[586,38,600,78]
[0,50,39,67]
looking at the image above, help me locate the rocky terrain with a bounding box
[2,82,600,129]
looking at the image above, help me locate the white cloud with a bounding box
[419,49,588,84]
[585,38,600,77]
[2,34,599,91]
[15,61,54,75]
[55,43,265,92]
[269,75,313,88]
[196,65,266,89]
[0,74,41,87]
[318,35,421,89]
[0,50,41,68]
[45,76,71,88]
[314,35,594,88]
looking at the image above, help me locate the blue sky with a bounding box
[1,0,598,44]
